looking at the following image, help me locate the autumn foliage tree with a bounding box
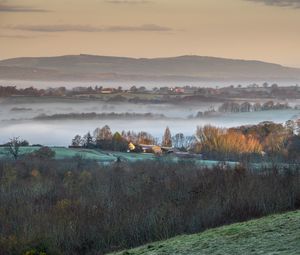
[232,121,292,156]
[137,131,157,145]
[162,126,172,147]
[195,125,262,158]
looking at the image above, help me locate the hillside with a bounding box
[110,210,300,255]
[0,146,237,167]
[1,54,300,81]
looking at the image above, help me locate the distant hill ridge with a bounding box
[1,54,300,81]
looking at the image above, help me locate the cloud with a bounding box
[245,0,300,8]
[7,24,172,33]
[9,24,103,33]
[0,34,37,39]
[0,1,49,12]
[107,24,171,32]
[104,0,152,4]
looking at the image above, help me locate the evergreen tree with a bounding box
[83,132,93,148]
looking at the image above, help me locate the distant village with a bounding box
[69,125,201,159]
[1,82,300,103]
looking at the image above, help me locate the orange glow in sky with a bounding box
[1,0,300,67]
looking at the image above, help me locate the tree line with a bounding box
[218,100,292,113]
[70,120,300,162]
[34,112,166,121]
[194,121,300,162]
[71,126,193,152]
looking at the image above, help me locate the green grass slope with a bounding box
[0,147,238,166]
[110,210,300,255]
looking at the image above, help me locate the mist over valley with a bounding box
[1,95,299,146]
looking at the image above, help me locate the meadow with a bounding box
[0,146,238,167]
[111,210,300,255]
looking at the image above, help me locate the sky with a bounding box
[0,0,300,67]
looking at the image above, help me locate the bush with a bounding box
[32,147,55,159]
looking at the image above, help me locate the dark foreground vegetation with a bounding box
[0,157,299,255]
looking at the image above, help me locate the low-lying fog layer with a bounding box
[1,97,299,146]
[0,97,219,120]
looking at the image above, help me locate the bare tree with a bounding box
[172,133,185,148]
[183,135,197,151]
[72,135,82,146]
[94,125,113,141]
[6,137,22,160]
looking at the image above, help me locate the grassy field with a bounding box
[0,146,238,166]
[0,146,148,163]
[110,210,300,255]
